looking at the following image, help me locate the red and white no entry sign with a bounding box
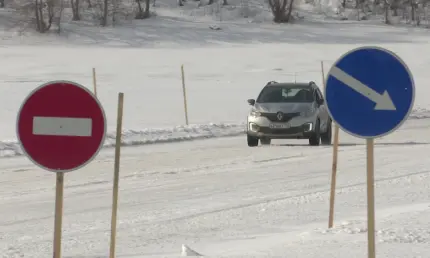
[16,80,107,172]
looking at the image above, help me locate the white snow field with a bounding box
[1,0,430,256]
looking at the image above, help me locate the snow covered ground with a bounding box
[1,0,430,256]
[2,120,430,257]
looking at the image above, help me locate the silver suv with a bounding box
[246,81,332,147]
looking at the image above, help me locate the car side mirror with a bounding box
[317,98,324,105]
[247,99,255,106]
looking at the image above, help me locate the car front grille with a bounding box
[261,112,300,122]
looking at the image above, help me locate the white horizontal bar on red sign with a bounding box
[32,116,92,137]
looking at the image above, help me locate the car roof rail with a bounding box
[266,80,278,85]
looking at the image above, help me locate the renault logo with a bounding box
[276,112,283,121]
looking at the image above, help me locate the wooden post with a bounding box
[180,65,189,125]
[53,172,65,258]
[321,60,340,228]
[366,138,376,258]
[328,125,339,228]
[109,93,124,258]
[320,61,325,87]
[92,68,98,98]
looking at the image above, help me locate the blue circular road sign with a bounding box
[324,46,415,139]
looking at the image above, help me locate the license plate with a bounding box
[269,123,290,129]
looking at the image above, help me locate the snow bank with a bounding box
[1,108,430,158]
[0,122,246,158]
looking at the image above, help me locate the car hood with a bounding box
[254,102,312,113]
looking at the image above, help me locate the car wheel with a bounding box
[260,137,271,145]
[321,119,332,145]
[247,134,259,147]
[309,119,321,146]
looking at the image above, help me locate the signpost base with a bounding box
[366,139,376,258]
[53,172,64,258]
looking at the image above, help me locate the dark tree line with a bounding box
[0,0,427,33]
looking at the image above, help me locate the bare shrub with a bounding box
[267,0,295,22]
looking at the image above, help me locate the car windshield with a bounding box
[257,86,314,103]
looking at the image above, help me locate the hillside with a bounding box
[0,0,429,47]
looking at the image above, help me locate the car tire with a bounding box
[321,119,332,145]
[260,137,271,145]
[309,119,321,146]
[247,134,259,147]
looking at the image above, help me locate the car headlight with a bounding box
[250,111,261,117]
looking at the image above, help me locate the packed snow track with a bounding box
[1,118,430,257]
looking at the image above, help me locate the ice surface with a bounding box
[1,43,430,158]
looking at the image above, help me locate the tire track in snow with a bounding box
[150,169,430,224]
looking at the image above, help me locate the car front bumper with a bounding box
[247,115,316,139]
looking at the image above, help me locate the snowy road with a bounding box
[1,118,430,257]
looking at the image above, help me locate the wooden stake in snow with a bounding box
[321,60,340,229]
[109,92,125,258]
[181,64,189,125]
[92,68,98,98]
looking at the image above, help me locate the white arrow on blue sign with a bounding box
[324,46,415,139]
